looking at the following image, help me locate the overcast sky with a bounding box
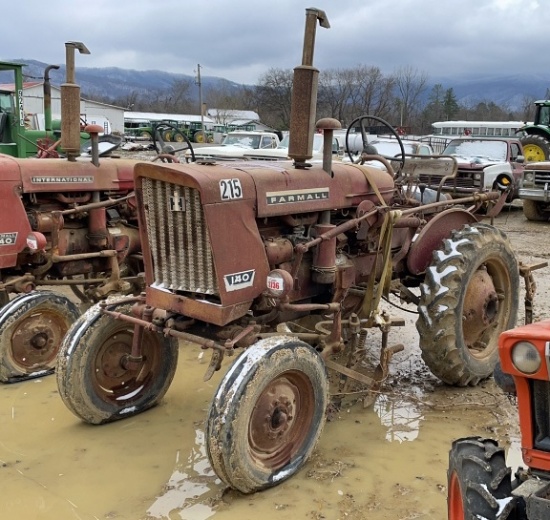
[1,0,544,85]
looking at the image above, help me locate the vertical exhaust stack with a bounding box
[61,41,90,161]
[288,8,330,168]
[44,64,60,133]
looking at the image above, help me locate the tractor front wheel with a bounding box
[206,337,329,494]
[417,223,519,386]
[448,437,515,519]
[56,303,178,424]
[0,291,80,383]
[521,135,550,162]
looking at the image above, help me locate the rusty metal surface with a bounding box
[247,369,315,470]
[462,268,499,349]
[10,307,67,371]
[407,208,477,275]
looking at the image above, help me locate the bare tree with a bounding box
[394,66,429,127]
[254,68,293,130]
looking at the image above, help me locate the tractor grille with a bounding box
[141,178,218,295]
[532,379,550,452]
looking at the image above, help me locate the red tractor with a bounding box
[0,42,194,383]
[447,318,550,519]
[55,9,531,494]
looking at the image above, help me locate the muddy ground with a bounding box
[1,196,549,519]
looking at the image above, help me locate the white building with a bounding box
[0,81,125,134]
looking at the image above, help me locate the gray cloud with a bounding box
[2,0,546,84]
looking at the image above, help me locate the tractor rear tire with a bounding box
[520,135,550,162]
[522,199,550,221]
[56,303,178,424]
[206,337,328,494]
[448,437,515,519]
[417,223,519,386]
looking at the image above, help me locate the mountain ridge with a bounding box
[5,59,550,111]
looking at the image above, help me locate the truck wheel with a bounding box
[56,304,178,424]
[206,337,328,494]
[522,199,549,221]
[0,291,80,383]
[520,135,550,162]
[448,437,515,519]
[417,224,519,386]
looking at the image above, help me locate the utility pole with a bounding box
[196,64,205,138]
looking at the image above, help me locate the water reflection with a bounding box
[146,429,217,520]
[374,391,424,442]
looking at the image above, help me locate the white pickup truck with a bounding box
[191,130,281,161]
[243,133,342,162]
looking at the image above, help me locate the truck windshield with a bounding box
[442,140,508,162]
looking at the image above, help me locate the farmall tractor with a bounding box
[447,319,550,520]
[0,42,195,383]
[56,9,531,494]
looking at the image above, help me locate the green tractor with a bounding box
[0,56,92,158]
[519,100,550,162]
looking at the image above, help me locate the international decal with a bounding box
[31,176,94,183]
[266,187,329,205]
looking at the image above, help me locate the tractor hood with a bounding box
[0,154,137,193]
[134,160,395,218]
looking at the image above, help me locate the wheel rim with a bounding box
[248,370,315,470]
[141,131,151,139]
[174,133,184,142]
[463,262,509,359]
[448,471,465,520]
[523,143,546,162]
[92,328,163,404]
[10,306,70,371]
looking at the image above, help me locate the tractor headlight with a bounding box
[511,341,541,374]
[523,172,535,186]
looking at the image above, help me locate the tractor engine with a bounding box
[23,189,140,278]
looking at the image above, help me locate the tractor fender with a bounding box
[406,208,477,275]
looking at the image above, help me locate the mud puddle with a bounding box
[1,343,519,519]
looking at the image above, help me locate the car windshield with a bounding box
[442,140,508,162]
[277,133,323,151]
[370,140,416,156]
[223,134,261,148]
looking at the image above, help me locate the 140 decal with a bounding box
[0,232,17,246]
[223,270,255,292]
[219,178,243,200]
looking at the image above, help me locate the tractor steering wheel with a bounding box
[152,122,196,163]
[345,115,405,177]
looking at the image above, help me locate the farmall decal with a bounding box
[223,270,255,292]
[0,232,17,246]
[266,187,329,205]
[31,176,94,183]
